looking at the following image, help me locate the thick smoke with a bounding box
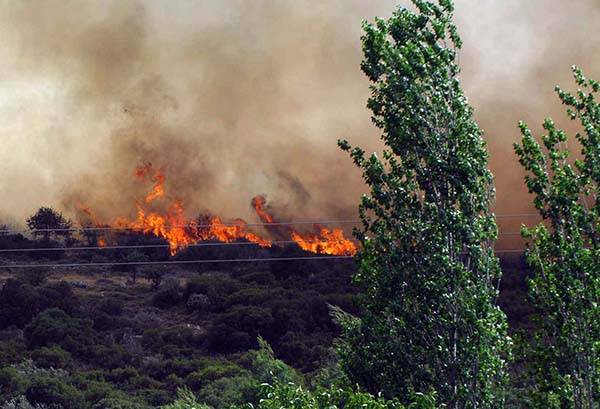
[0,0,598,249]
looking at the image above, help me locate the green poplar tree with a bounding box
[514,66,599,409]
[336,1,510,407]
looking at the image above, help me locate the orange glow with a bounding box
[291,227,357,256]
[76,163,357,257]
[196,216,271,248]
[251,195,274,223]
[135,162,165,203]
[250,195,357,256]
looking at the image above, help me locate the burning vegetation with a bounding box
[77,163,357,256]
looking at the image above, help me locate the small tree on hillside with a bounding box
[514,67,599,409]
[336,1,510,407]
[124,251,149,284]
[26,207,73,244]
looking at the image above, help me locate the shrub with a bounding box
[79,380,119,403]
[37,281,79,314]
[161,388,210,409]
[133,388,171,406]
[89,344,132,370]
[0,280,39,329]
[24,308,94,355]
[92,396,151,409]
[251,382,409,409]
[25,376,85,409]
[31,346,72,370]
[241,337,302,386]
[184,361,244,390]
[19,269,51,287]
[196,375,257,408]
[185,294,210,312]
[141,327,203,356]
[0,367,29,402]
[183,274,240,312]
[96,298,124,316]
[152,279,181,309]
[108,367,140,384]
[0,341,27,367]
[207,306,274,353]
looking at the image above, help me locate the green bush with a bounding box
[24,308,94,355]
[207,306,274,353]
[184,361,244,390]
[141,327,203,357]
[0,341,27,367]
[89,343,132,370]
[152,279,182,309]
[197,375,256,408]
[249,382,411,409]
[25,375,85,409]
[19,269,51,287]
[133,388,171,406]
[0,367,29,402]
[161,388,210,409]
[79,380,119,403]
[31,346,73,369]
[108,367,140,384]
[184,274,240,312]
[37,281,79,314]
[92,396,151,409]
[96,298,124,316]
[0,280,40,329]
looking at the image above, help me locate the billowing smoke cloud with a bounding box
[0,0,598,249]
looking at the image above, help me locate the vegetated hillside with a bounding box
[0,231,531,408]
[0,236,360,407]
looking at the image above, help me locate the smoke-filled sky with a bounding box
[0,0,598,248]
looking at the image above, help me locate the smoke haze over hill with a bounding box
[0,0,598,248]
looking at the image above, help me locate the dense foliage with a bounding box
[337,1,510,407]
[164,381,437,409]
[0,248,357,408]
[514,67,600,409]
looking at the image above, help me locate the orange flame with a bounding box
[196,216,271,248]
[251,195,274,223]
[76,163,356,257]
[250,195,357,256]
[291,227,357,256]
[135,162,165,203]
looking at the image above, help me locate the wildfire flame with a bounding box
[77,163,356,256]
[251,195,275,223]
[291,228,357,256]
[135,162,165,203]
[250,195,357,256]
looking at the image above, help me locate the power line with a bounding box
[0,214,542,235]
[0,219,361,235]
[0,255,355,269]
[0,250,529,270]
[0,233,524,254]
[0,239,358,253]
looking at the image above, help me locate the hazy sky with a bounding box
[0,0,598,248]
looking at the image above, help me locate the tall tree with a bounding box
[336,1,510,407]
[514,66,599,409]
